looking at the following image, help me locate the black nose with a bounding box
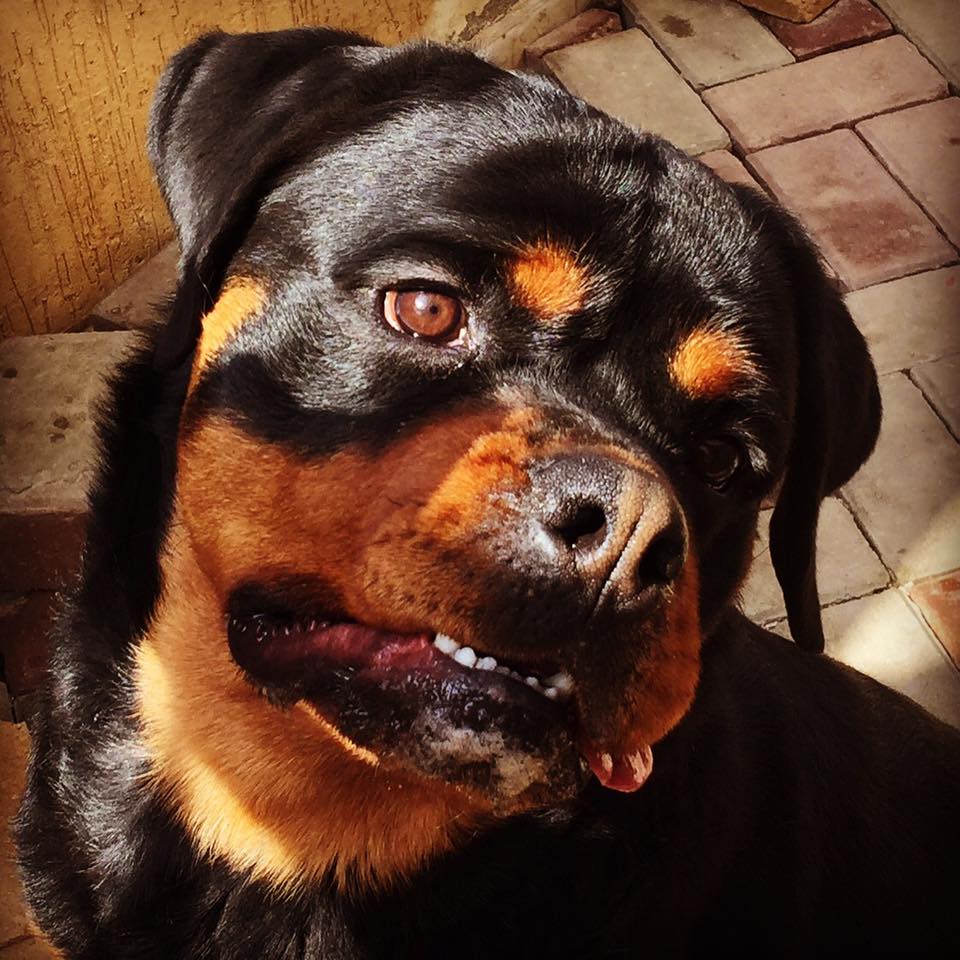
[520,453,686,605]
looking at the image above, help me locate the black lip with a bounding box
[226,605,585,808]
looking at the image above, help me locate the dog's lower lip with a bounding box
[226,609,585,804]
[225,611,573,708]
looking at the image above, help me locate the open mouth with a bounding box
[226,601,653,808]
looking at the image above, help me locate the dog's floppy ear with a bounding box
[147,28,380,371]
[738,190,881,652]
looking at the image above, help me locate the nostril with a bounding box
[636,530,685,587]
[553,501,608,553]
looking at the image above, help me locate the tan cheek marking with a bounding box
[190,279,266,387]
[670,327,759,398]
[414,408,537,538]
[508,242,587,322]
[135,525,485,895]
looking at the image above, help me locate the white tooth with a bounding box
[544,687,559,700]
[525,676,541,689]
[600,752,614,775]
[544,671,574,694]
[434,634,460,655]
[453,646,477,668]
[495,665,511,675]
[476,656,498,671]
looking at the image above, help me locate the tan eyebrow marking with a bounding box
[190,279,266,388]
[508,242,588,322]
[670,326,759,398]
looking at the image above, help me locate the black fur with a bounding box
[17,29,958,958]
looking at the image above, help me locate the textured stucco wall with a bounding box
[0,0,511,337]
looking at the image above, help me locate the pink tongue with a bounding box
[582,742,654,792]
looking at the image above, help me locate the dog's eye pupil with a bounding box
[694,439,741,489]
[383,289,465,342]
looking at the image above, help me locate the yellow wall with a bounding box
[0,0,510,336]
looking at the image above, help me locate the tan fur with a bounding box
[136,403,703,892]
[571,543,701,756]
[135,407,542,893]
[508,242,587,321]
[190,279,266,388]
[135,524,485,895]
[669,326,758,398]
[615,553,701,750]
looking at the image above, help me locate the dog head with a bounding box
[133,29,880,890]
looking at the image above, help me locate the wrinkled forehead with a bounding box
[255,97,763,309]
[259,86,658,255]
[222,78,795,408]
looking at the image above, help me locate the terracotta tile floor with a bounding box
[2,1,959,952]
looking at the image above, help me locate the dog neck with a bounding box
[133,517,485,894]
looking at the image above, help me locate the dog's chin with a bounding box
[227,613,588,812]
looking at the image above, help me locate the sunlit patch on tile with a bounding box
[670,325,759,398]
[508,242,588,322]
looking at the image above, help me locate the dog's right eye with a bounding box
[382,289,467,344]
[692,438,742,491]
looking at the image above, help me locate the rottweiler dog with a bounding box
[16,28,960,959]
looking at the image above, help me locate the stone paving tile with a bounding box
[88,241,177,333]
[844,266,960,375]
[523,8,622,73]
[755,0,892,60]
[857,98,960,248]
[703,35,947,151]
[817,589,960,728]
[0,334,136,592]
[843,373,960,581]
[622,0,793,90]
[748,129,956,289]
[697,150,765,190]
[909,571,960,670]
[0,721,31,946]
[912,354,960,438]
[544,29,730,153]
[0,333,138,516]
[874,0,960,89]
[741,496,889,624]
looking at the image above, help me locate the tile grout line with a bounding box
[758,581,893,632]
[739,130,959,291]
[616,14,736,151]
[904,366,960,445]
[620,2,798,93]
[723,89,953,160]
[836,490,897,585]
[853,123,960,259]
[847,262,960,297]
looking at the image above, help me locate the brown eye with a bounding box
[693,438,741,490]
[382,289,466,343]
